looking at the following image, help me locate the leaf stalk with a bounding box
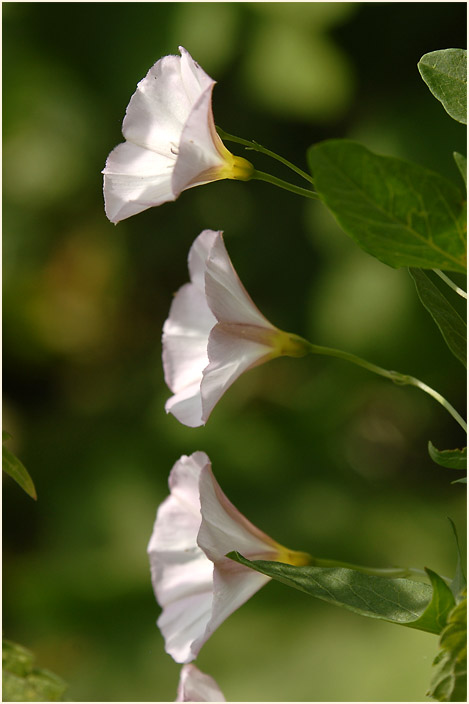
[302,340,467,433]
[251,170,318,200]
[217,126,314,184]
[433,269,467,299]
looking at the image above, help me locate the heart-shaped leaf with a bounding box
[229,552,454,635]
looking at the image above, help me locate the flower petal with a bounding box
[179,46,215,102]
[204,233,276,328]
[200,323,274,423]
[197,464,280,563]
[187,229,221,291]
[122,50,214,154]
[102,47,219,222]
[192,465,277,655]
[158,590,214,664]
[190,465,275,658]
[172,85,229,195]
[163,283,215,390]
[102,142,176,222]
[195,563,270,655]
[162,281,216,427]
[164,382,205,429]
[148,453,216,663]
[148,478,210,610]
[167,450,208,508]
[149,452,280,664]
[176,664,226,702]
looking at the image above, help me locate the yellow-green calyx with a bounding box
[225,154,255,181]
[273,331,312,358]
[276,545,312,567]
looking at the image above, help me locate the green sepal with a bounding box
[228,552,454,635]
[308,140,467,273]
[409,268,467,367]
[427,593,467,701]
[418,49,467,125]
[2,639,67,702]
[428,442,467,471]
[2,431,37,500]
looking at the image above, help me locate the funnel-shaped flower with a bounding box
[175,664,225,702]
[102,47,253,223]
[148,452,310,664]
[163,229,309,427]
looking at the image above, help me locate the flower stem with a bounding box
[302,340,467,433]
[217,126,314,184]
[433,269,467,299]
[251,169,318,200]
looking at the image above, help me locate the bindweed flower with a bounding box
[102,47,253,223]
[175,664,225,702]
[148,452,310,664]
[163,229,310,427]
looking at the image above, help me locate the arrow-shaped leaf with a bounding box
[229,552,455,635]
[409,268,466,367]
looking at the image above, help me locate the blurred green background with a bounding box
[3,2,467,701]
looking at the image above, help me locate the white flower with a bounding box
[163,229,309,427]
[102,47,253,223]
[148,452,310,664]
[175,664,225,702]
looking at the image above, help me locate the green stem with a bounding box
[217,126,314,184]
[433,269,467,299]
[301,340,467,433]
[251,169,318,200]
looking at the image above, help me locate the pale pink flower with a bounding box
[175,664,225,702]
[102,47,253,223]
[163,229,309,427]
[148,452,310,664]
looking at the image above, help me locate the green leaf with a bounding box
[448,519,466,600]
[428,593,467,701]
[418,49,467,125]
[409,268,467,367]
[308,140,467,273]
[408,570,456,635]
[228,552,453,635]
[2,433,37,500]
[453,153,467,189]
[428,442,467,470]
[2,639,67,702]
[2,640,35,678]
